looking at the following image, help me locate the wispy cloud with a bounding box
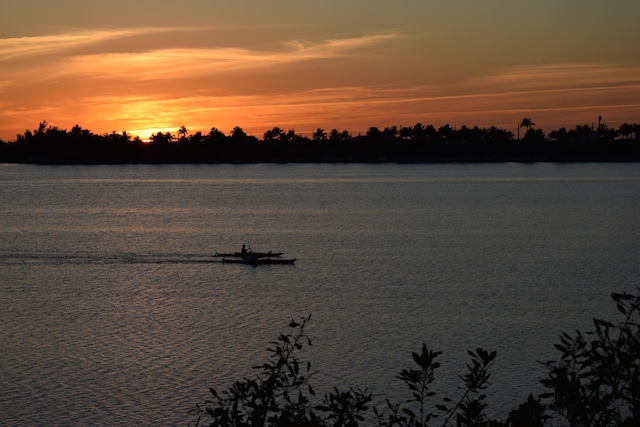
[58,34,399,81]
[0,29,400,87]
[0,28,196,61]
[282,34,398,57]
[474,63,640,92]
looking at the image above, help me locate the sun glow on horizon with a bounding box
[126,127,180,142]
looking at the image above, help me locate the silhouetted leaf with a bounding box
[402,408,416,417]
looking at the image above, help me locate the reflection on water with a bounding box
[1,163,639,426]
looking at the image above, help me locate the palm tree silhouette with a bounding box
[520,118,534,130]
[178,125,188,141]
[312,128,327,141]
[519,118,534,140]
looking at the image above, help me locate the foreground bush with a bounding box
[192,289,640,426]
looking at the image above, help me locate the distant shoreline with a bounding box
[2,121,638,164]
[2,137,639,164]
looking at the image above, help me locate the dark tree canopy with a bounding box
[1,120,639,164]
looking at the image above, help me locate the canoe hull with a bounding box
[222,258,296,265]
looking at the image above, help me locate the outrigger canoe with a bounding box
[214,251,283,258]
[222,258,296,265]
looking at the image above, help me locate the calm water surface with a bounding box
[1,163,639,426]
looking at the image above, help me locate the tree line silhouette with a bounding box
[1,119,639,164]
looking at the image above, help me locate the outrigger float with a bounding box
[222,258,296,265]
[216,245,295,265]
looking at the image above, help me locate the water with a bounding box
[1,162,639,426]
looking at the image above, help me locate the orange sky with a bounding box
[1,1,639,141]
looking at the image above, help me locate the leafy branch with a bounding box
[193,288,640,426]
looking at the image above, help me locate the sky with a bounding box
[1,0,639,141]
